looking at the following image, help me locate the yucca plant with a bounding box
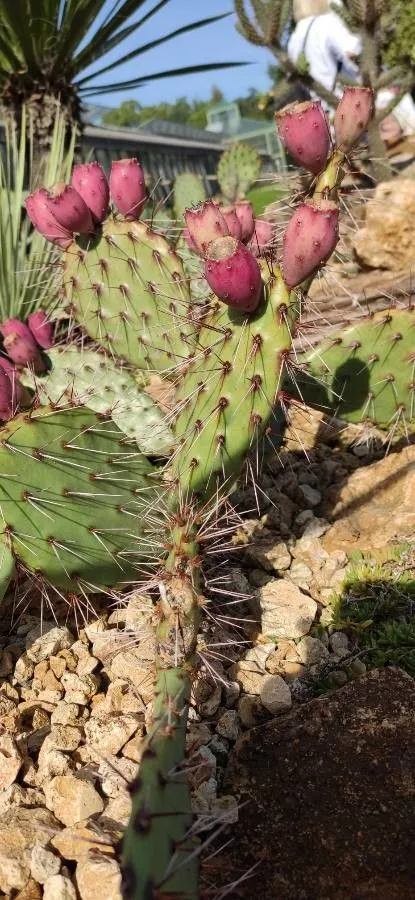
[0,0,245,147]
[0,105,76,319]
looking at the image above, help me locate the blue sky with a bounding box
[84,1,273,108]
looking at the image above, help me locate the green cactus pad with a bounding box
[171,274,293,495]
[122,668,197,900]
[173,172,206,221]
[0,407,158,590]
[291,308,415,428]
[217,142,261,202]
[0,538,15,604]
[29,347,174,456]
[62,219,192,373]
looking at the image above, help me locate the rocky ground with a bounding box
[0,410,413,898]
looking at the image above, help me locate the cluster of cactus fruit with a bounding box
[0,86,413,898]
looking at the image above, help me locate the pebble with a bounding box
[237,694,263,727]
[211,795,239,825]
[228,661,265,695]
[84,714,138,755]
[13,654,35,684]
[44,775,104,826]
[259,579,317,639]
[299,484,322,507]
[43,874,77,900]
[347,659,367,678]
[61,672,100,705]
[51,703,81,727]
[215,709,239,741]
[0,733,22,790]
[30,845,60,883]
[288,560,313,590]
[195,682,222,717]
[223,680,240,708]
[26,627,74,664]
[296,636,330,665]
[329,632,349,655]
[52,822,115,862]
[260,675,292,715]
[76,856,122,900]
[186,745,217,790]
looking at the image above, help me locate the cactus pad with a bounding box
[173,172,206,221]
[217,142,261,203]
[122,668,197,899]
[0,407,158,590]
[171,274,293,495]
[30,347,174,456]
[62,219,192,373]
[291,308,415,428]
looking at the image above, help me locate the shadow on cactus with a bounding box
[3,88,412,899]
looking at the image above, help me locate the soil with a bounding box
[211,668,415,900]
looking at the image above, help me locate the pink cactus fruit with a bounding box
[233,201,255,243]
[1,319,46,373]
[27,309,54,350]
[184,201,230,256]
[109,158,147,220]
[275,100,330,174]
[248,219,275,257]
[25,189,72,248]
[0,356,28,416]
[0,366,14,420]
[45,183,94,234]
[204,236,262,313]
[182,227,200,254]
[334,86,373,151]
[220,206,242,240]
[71,161,109,223]
[282,199,339,288]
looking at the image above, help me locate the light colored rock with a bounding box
[244,643,275,670]
[44,775,104,826]
[14,654,35,684]
[260,675,292,714]
[237,694,263,727]
[186,745,217,790]
[52,822,116,861]
[215,710,239,741]
[84,714,138,755]
[322,446,415,551]
[223,680,240,708]
[37,738,73,782]
[43,874,76,900]
[76,856,122,900]
[288,560,313,590]
[259,579,317,639]
[26,626,74,663]
[101,793,131,829]
[0,807,60,893]
[0,733,22,790]
[48,725,83,752]
[14,878,43,899]
[98,755,136,799]
[51,703,81,726]
[109,649,154,703]
[30,845,60,883]
[297,636,330,665]
[275,660,306,681]
[228,661,265,695]
[61,672,100,705]
[246,541,291,573]
[353,179,415,269]
[192,776,218,813]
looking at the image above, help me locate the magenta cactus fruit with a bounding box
[204,236,262,313]
[109,158,147,220]
[334,86,373,150]
[25,189,72,248]
[220,206,242,240]
[1,320,45,372]
[275,100,330,174]
[27,310,54,350]
[45,183,94,234]
[182,227,200,254]
[71,162,109,223]
[248,219,275,257]
[233,201,255,243]
[282,199,339,288]
[0,367,14,420]
[184,201,229,256]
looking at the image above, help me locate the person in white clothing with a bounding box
[287,0,362,108]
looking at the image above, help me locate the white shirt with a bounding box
[287,12,361,105]
[376,89,415,136]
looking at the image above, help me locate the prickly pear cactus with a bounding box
[173,172,206,220]
[0,407,157,591]
[29,346,174,455]
[217,142,261,202]
[291,307,415,428]
[63,220,193,372]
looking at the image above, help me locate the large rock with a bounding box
[353,180,415,269]
[221,668,415,899]
[259,579,317,638]
[322,445,415,552]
